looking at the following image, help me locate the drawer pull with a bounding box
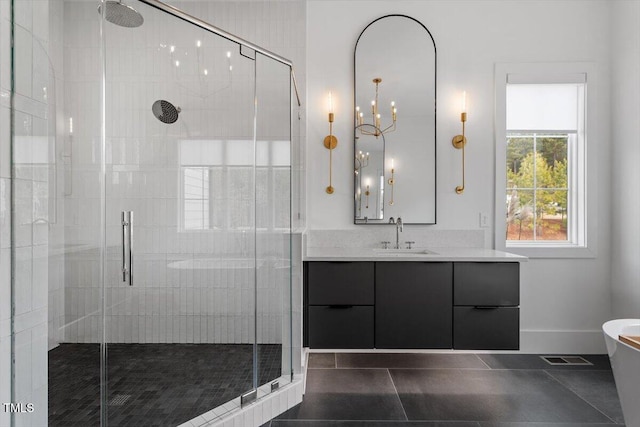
[473,306,500,309]
[328,305,354,309]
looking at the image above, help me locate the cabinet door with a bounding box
[308,306,374,349]
[375,262,453,349]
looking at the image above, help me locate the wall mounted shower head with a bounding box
[152,100,181,124]
[98,1,144,28]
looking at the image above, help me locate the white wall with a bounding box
[611,0,640,318]
[307,0,614,353]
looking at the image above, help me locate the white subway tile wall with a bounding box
[59,0,304,348]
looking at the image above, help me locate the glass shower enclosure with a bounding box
[10,0,296,425]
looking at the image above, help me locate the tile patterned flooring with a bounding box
[264,353,625,427]
[49,343,282,427]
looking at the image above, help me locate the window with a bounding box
[506,133,571,242]
[495,63,597,258]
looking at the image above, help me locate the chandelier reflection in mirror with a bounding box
[355,78,397,138]
[355,150,370,175]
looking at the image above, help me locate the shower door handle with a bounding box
[128,211,133,286]
[121,211,133,286]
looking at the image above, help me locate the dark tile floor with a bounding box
[49,343,282,427]
[265,353,624,427]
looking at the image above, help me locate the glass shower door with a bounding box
[255,53,293,393]
[103,1,257,425]
[10,0,106,425]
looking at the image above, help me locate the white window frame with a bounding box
[495,62,598,258]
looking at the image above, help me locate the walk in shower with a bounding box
[9,0,299,425]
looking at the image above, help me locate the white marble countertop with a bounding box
[304,246,527,262]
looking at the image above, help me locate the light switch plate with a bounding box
[479,212,490,228]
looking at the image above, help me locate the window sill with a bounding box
[503,243,595,259]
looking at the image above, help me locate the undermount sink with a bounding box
[373,248,438,255]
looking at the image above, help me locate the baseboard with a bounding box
[520,329,607,354]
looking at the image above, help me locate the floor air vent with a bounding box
[109,394,132,406]
[540,355,592,366]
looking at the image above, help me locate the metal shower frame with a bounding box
[139,0,302,106]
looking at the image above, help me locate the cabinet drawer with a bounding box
[307,262,374,305]
[454,262,519,306]
[453,306,519,350]
[308,306,374,349]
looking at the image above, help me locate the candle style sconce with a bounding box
[324,92,337,194]
[365,182,370,209]
[452,91,468,194]
[388,158,395,205]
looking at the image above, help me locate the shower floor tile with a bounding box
[48,343,282,427]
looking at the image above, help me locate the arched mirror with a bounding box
[354,15,436,224]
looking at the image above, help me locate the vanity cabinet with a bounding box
[304,260,520,350]
[376,262,452,348]
[305,262,374,348]
[453,262,520,350]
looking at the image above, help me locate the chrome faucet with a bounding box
[395,217,403,249]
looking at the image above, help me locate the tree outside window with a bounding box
[506,133,570,241]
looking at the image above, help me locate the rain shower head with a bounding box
[98,1,144,28]
[152,100,181,124]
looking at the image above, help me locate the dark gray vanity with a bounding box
[304,259,520,350]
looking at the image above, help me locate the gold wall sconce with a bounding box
[452,91,467,194]
[388,157,395,205]
[324,92,338,194]
[365,180,371,209]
